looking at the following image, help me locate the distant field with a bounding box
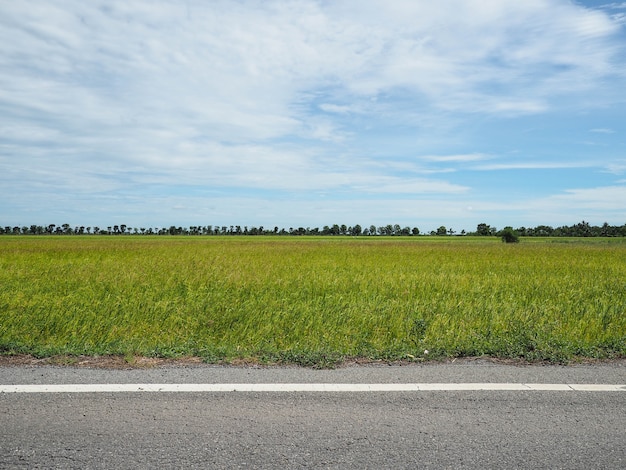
[1,236,624,366]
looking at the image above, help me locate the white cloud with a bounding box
[545,185,626,211]
[2,0,621,140]
[612,13,626,24]
[1,0,625,228]
[319,104,355,114]
[481,185,626,226]
[600,2,626,10]
[603,162,626,174]
[422,154,492,163]
[472,161,594,171]
[590,128,615,133]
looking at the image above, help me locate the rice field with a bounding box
[0,236,624,365]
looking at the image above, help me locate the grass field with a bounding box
[1,236,624,366]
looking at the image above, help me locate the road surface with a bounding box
[1,359,625,469]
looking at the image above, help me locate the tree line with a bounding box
[2,220,626,237]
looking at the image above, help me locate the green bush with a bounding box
[501,227,519,243]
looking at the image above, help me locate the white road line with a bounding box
[0,383,625,393]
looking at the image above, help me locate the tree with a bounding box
[476,223,491,236]
[436,226,447,236]
[574,220,592,237]
[501,227,519,243]
[534,225,553,236]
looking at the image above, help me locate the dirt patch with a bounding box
[0,354,624,369]
[0,354,206,369]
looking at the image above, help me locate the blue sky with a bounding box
[1,0,625,233]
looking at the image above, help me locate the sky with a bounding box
[1,0,626,233]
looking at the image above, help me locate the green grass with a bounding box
[1,236,624,366]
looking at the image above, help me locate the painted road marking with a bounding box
[0,383,625,393]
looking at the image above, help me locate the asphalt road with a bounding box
[1,360,625,469]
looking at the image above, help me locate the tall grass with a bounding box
[1,236,624,365]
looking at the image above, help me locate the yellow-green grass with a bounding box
[1,236,624,365]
